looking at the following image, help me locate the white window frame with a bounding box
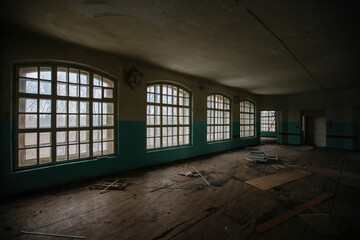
[240,100,255,138]
[14,63,116,170]
[146,82,191,150]
[207,93,231,142]
[261,111,276,132]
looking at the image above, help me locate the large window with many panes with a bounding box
[261,111,276,132]
[240,100,255,138]
[14,64,116,169]
[146,82,191,149]
[207,94,231,142]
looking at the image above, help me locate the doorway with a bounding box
[301,110,326,147]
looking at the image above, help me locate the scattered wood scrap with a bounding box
[89,178,127,193]
[256,193,333,233]
[245,170,311,190]
[21,230,84,239]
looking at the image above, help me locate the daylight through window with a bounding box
[261,111,276,132]
[207,94,231,142]
[240,100,255,138]
[15,65,116,168]
[146,83,191,149]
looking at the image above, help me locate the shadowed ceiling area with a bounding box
[1,0,359,95]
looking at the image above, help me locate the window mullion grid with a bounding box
[14,67,20,169]
[36,67,40,165]
[160,84,163,148]
[100,79,103,156]
[176,87,179,147]
[51,65,57,164]
[89,72,94,158]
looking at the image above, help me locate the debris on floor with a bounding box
[245,170,312,190]
[246,146,259,150]
[298,213,340,236]
[246,151,267,162]
[264,166,269,176]
[272,164,287,169]
[193,166,211,185]
[178,167,211,186]
[287,164,308,169]
[21,230,85,239]
[89,178,128,193]
[178,171,199,177]
[255,193,333,233]
[246,151,279,163]
[271,164,279,170]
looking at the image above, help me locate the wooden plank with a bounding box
[245,170,311,190]
[256,193,333,233]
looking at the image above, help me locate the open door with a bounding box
[304,116,315,146]
[314,117,326,147]
[301,110,326,147]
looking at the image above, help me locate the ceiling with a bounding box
[1,0,359,95]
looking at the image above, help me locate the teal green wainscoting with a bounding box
[119,121,259,167]
[260,121,277,138]
[0,121,260,196]
[260,131,277,138]
[278,122,301,145]
[326,122,357,150]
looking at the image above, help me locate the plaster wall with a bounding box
[0,26,260,196]
[259,89,360,149]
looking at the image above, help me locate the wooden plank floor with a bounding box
[1,142,360,239]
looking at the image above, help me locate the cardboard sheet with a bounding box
[245,170,311,190]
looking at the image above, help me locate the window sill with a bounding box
[207,139,232,144]
[146,144,192,153]
[13,155,117,173]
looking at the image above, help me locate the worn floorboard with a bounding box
[1,142,359,240]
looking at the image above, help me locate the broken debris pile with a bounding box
[178,171,199,177]
[178,166,211,185]
[89,178,128,191]
[246,151,278,163]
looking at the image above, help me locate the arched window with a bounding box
[15,64,116,169]
[207,94,231,142]
[240,100,255,138]
[146,83,191,149]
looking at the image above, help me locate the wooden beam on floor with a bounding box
[255,193,333,233]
